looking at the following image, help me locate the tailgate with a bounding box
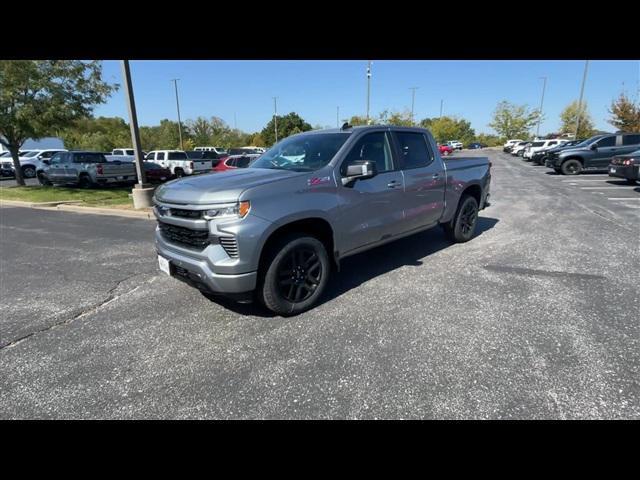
[192,160,212,172]
[99,162,137,178]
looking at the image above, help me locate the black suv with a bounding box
[546,133,640,175]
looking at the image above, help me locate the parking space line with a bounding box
[607,197,640,201]
[580,186,639,190]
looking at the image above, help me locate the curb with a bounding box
[1,199,154,220]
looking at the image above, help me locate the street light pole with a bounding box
[439,99,444,118]
[366,61,372,124]
[409,87,419,125]
[337,106,340,127]
[121,60,152,208]
[574,60,590,140]
[273,97,278,143]
[171,79,183,150]
[536,76,547,138]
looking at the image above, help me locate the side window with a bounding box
[395,132,433,169]
[41,151,55,159]
[113,150,123,155]
[237,157,251,168]
[145,152,155,161]
[341,132,394,175]
[227,158,237,167]
[50,153,62,164]
[157,152,166,161]
[596,136,616,148]
[622,134,640,146]
[548,141,557,146]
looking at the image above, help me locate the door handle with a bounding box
[387,180,401,188]
[432,173,440,179]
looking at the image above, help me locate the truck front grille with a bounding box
[158,222,210,249]
[219,236,239,258]
[170,208,203,219]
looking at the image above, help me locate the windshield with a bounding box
[250,133,350,172]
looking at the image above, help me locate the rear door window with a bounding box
[168,151,188,160]
[394,132,434,170]
[622,134,640,146]
[157,152,166,161]
[596,136,616,147]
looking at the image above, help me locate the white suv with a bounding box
[146,150,212,177]
[0,149,68,179]
[523,139,567,160]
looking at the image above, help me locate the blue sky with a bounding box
[95,60,640,135]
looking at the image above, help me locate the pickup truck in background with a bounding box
[146,150,212,177]
[545,133,640,175]
[153,125,491,315]
[0,149,67,179]
[37,151,137,188]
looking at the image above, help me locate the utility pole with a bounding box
[366,61,372,124]
[574,60,589,140]
[536,76,547,138]
[439,99,444,118]
[234,112,237,130]
[121,60,152,208]
[171,79,183,150]
[409,87,419,125]
[337,106,340,127]
[273,97,278,143]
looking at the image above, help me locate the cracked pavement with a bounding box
[0,149,638,419]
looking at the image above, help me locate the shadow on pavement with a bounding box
[207,216,500,318]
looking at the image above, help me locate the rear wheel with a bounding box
[22,165,36,179]
[175,168,185,178]
[78,175,94,189]
[37,172,52,186]
[561,159,582,175]
[258,234,330,316]
[443,195,479,243]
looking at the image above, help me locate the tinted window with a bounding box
[226,158,237,167]
[145,152,156,161]
[125,149,134,155]
[342,132,394,174]
[531,142,545,147]
[185,151,202,159]
[622,134,640,146]
[596,136,616,147]
[74,153,105,163]
[236,157,251,168]
[395,132,433,169]
[50,153,63,164]
[144,162,162,170]
[156,152,165,160]
[113,150,123,155]
[168,151,187,160]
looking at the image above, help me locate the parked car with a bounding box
[608,148,640,184]
[523,139,567,161]
[446,141,463,150]
[37,151,137,187]
[228,147,263,155]
[467,143,486,149]
[545,133,640,175]
[145,150,211,177]
[503,139,523,153]
[0,149,68,179]
[437,144,453,156]
[143,161,175,184]
[0,161,15,177]
[186,150,226,167]
[212,154,260,172]
[531,140,583,165]
[511,142,531,156]
[153,125,491,315]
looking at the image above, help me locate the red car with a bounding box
[438,144,453,156]
[212,154,259,172]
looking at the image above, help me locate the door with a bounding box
[335,131,406,254]
[589,135,618,169]
[46,152,67,182]
[392,131,446,232]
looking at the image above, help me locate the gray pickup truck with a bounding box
[153,125,491,315]
[37,151,138,188]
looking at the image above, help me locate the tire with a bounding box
[37,172,52,186]
[258,234,330,316]
[443,195,479,243]
[22,165,36,179]
[175,168,185,178]
[561,159,582,175]
[78,175,94,189]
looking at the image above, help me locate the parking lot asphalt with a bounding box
[1,149,638,419]
[0,177,39,187]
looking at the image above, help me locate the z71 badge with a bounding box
[307,176,331,186]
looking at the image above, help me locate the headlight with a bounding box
[203,201,250,220]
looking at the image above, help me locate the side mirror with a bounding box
[590,143,598,150]
[341,160,377,186]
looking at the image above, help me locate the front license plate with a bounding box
[610,168,616,173]
[158,255,171,275]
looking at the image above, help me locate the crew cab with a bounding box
[145,150,212,177]
[153,125,491,316]
[545,133,640,175]
[37,151,137,187]
[608,148,640,184]
[0,149,67,179]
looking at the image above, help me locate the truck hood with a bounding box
[154,167,303,205]
[557,147,589,156]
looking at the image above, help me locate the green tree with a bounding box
[186,116,214,146]
[423,116,475,145]
[347,115,369,126]
[489,101,541,141]
[60,116,131,151]
[0,60,116,185]
[559,100,596,139]
[608,91,640,132]
[474,133,502,147]
[379,109,414,126]
[260,112,312,146]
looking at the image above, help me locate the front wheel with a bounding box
[37,172,52,186]
[443,195,479,243]
[259,234,330,316]
[22,165,36,179]
[561,159,582,175]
